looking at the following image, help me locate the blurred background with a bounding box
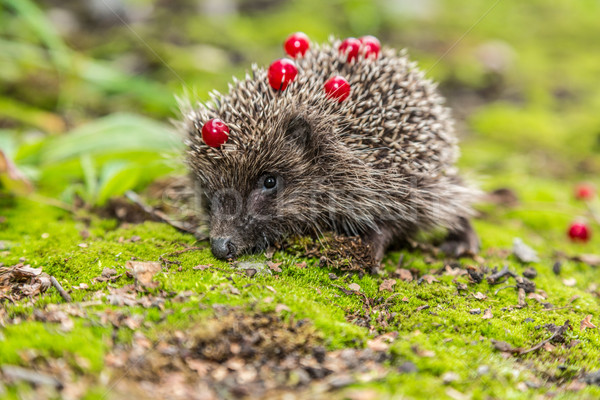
[1,0,600,212]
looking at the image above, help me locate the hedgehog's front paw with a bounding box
[440,217,479,258]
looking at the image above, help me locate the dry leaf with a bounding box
[472,292,487,300]
[348,283,361,292]
[367,331,398,352]
[379,279,396,292]
[396,268,413,282]
[267,261,282,272]
[126,261,161,287]
[193,264,212,270]
[296,261,307,269]
[421,274,439,284]
[482,308,493,319]
[581,315,597,331]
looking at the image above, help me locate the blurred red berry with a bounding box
[201,119,229,148]
[284,32,310,58]
[568,221,591,242]
[360,35,381,58]
[268,58,298,90]
[575,183,595,201]
[324,75,351,103]
[339,37,361,62]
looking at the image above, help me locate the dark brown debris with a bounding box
[284,233,377,274]
[487,265,517,285]
[107,307,396,399]
[0,264,52,302]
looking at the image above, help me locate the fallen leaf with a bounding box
[193,264,212,270]
[348,283,361,292]
[420,274,438,284]
[482,308,493,319]
[296,261,307,269]
[444,265,467,276]
[367,331,398,352]
[581,315,597,331]
[267,261,282,272]
[379,279,396,292]
[472,292,487,300]
[396,268,413,282]
[126,261,161,287]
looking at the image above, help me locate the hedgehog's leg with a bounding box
[362,223,396,269]
[440,216,479,257]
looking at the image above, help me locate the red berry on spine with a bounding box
[268,58,298,90]
[324,75,351,103]
[575,183,595,201]
[201,118,229,148]
[284,32,310,58]
[339,37,361,63]
[360,35,381,59]
[568,221,591,242]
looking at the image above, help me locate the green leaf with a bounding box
[96,161,141,206]
[39,113,182,164]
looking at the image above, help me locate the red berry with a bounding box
[339,37,361,62]
[575,183,595,201]
[324,75,351,103]
[284,32,310,58]
[568,222,591,242]
[201,118,229,148]
[360,35,381,59]
[268,58,298,90]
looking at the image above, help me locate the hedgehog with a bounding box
[181,34,480,265]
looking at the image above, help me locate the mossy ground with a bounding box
[2,0,600,399]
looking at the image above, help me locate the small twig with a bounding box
[159,246,205,267]
[50,276,71,303]
[494,285,516,295]
[487,265,517,285]
[519,321,570,355]
[125,190,206,238]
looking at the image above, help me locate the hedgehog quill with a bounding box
[181,34,480,264]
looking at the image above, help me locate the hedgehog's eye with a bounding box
[263,176,277,190]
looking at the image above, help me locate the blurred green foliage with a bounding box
[1,0,600,205]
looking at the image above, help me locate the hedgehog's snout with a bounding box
[211,237,237,260]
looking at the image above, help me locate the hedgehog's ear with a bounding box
[285,115,314,150]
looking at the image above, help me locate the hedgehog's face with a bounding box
[194,114,321,259]
[201,172,285,259]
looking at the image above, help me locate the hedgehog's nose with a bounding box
[211,237,236,259]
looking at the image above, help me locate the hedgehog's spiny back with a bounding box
[187,38,458,179]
